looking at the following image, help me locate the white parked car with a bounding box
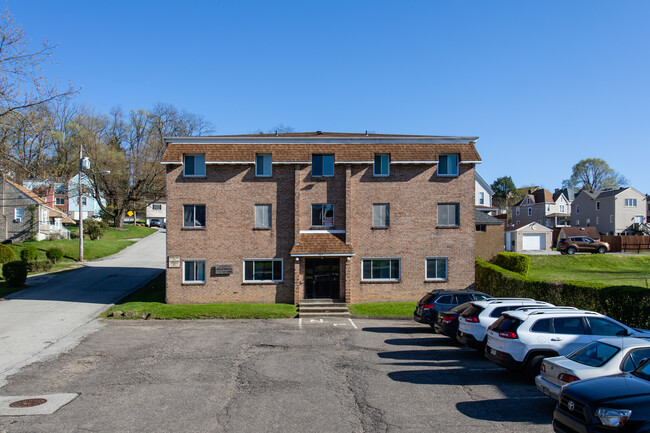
[536,337,650,400]
[485,308,650,380]
[457,298,553,350]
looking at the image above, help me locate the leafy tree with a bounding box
[490,176,517,209]
[565,158,628,191]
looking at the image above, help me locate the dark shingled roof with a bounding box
[290,233,353,256]
[475,210,504,225]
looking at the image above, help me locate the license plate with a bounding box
[542,387,550,396]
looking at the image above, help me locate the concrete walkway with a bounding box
[0,230,166,387]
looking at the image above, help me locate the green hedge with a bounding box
[493,252,530,276]
[3,261,27,287]
[476,259,650,329]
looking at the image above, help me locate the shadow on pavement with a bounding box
[456,398,556,424]
[362,326,433,334]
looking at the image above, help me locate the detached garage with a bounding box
[505,222,553,253]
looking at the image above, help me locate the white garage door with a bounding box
[522,233,545,251]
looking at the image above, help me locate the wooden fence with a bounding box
[601,235,650,253]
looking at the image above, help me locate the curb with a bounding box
[349,315,412,320]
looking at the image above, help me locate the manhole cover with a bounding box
[9,398,47,408]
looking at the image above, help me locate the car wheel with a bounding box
[598,246,607,254]
[524,355,546,381]
[567,247,576,255]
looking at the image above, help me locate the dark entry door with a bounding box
[305,258,340,299]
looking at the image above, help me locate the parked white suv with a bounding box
[484,308,650,379]
[457,299,554,350]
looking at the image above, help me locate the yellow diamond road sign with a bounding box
[127,211,133,216]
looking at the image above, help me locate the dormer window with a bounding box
[312,154,334,177]
[184,154,206,177]
[374,154,390,176]
[438,154,459,176]
[255,154,272,177]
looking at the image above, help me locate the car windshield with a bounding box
[567,341,620,367]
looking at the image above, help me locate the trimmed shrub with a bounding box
[475,259,650,329]
[20,245,39,262]
[0,244,16,265]
[26,259,54,273]
[83,219,104,240]
[3,260,27,287]
[493,252,530,276]
[46,247,64,264]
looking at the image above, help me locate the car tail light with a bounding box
[422,304,435,310]
[498,331,518,339]
[558,373,580,383]
[464,317,479,323]
[540,363,546,373]
[442,316,455,323]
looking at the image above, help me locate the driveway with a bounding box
[0,230,165,386]
[0,319,555,432]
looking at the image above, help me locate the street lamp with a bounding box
[78,145,110,262]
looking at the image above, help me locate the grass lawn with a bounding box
[102,273,297,320]
[527,254,650,288]
[348,302,416,317]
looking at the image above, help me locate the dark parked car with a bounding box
[553,358,650,432]
[557,236,609,255]
[414,290,492,328]
[433,301,475,340]
[149,218,163,228]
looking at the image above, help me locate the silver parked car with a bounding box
[535,337,650,400]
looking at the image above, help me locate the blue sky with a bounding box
[9,1,650,194]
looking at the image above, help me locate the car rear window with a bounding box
[419,293,437,304]
[490,315,522,332]
[451,302,472,313]
[530,318,551,333]
[461,305,484,318]
[489,306,515,318]
[437,295,453,304]
[568,341,620,367]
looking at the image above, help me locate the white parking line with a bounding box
[298,318,302,330]
[348,318,358,329]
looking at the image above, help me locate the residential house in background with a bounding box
[146,199,167,226]
[1,177,73,242]
[68,173,106,221]
[162,132,481,305]
[475,172,498,214]
[511,188,570,227]
[505,222,553,252]
[22,179,68,213]
[571,187,648,235]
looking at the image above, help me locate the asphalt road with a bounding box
[0,318,556,432]
[0,230,166,387]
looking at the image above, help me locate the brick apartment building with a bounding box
[162,132,481,305]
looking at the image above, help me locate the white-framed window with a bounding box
[183,204,206,227]
[575,219,580,226]
[14,208,23,222]
[243,259,283,282]
[81,197,87,206]
[610,215,614,223]
[255,154,272,177]
[55,197,65,205]
[478,192,485,205]
[596,201,600,210]
[546,204,551,212]
[255,204,272,228]
[312,154,334,177]
[625,198,637,207]
[41,209,48,223]
[576,205,580,214]
[437,154,459,176]
[426,257,448,281]
[152,204,162,210]
[634,215,644,224]
[559,204,565,213]
[362,258,400,281]
[183,154,206,177]
[374,154,390,177]
[586,218,591,226]
[516,207,520,216]
[312,204,334,227]
[183,260,206,283]
[438,203,459,227]
[516,220,520,225]
[373,203,390,227]
[527,207,532,216]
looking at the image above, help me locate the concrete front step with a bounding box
[298,311,352,318]
[299,299,346,305]
[298,299,351,317]
[300,307,350,313]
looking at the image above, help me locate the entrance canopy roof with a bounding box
[290,232,354,257]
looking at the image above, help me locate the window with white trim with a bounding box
[183,260,206,283]
[14,208,23,222]
[372,203,390,227]
[255,204,272,228]
[527,207,532,216]
[596,201,600,210]
[312,154,334,177]
[438,203,459,227]
[255,154,272,177]
[244,259,283,282]
[82,197,87,206]
[152,204,162,210]
[625,198,637,207]
[55,197,65,205]
[362,258,400,281]
[183,154,206,177]
[576,205,580,214]
[373,154,389,176]
[312,204,334,227]
[610,215,614,223]
[559,204,565,212]
[437,154,459,176]
[479,192,485,205]
[516,207,520,216]
[426,257,448,281]
[183,204,206,227]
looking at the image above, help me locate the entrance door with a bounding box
[305,258,340,299]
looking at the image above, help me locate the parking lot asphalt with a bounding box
[0,318,556,433]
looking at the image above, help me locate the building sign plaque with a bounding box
[212,265,233,276]
[167,256,181,268]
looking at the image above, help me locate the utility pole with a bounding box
[78,144,84,262]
